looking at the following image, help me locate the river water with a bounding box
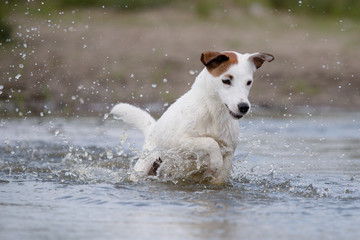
[0,108,359,240]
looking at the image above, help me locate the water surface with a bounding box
[1,109,359,240]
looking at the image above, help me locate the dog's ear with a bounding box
[249,53,274,69]
[201,51,230,70]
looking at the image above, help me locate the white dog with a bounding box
[111,51,274,184]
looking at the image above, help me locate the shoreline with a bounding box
[1,99,358,119]
[1,6,359,117]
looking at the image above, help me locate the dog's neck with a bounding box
[192,68,215,92]
[192,68,226,111]
[190,68,240,148]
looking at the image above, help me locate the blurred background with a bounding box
[1,0,359,118]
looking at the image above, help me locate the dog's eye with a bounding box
[247,80,253,86]
[222,79,231,85]
[222,75,233,85]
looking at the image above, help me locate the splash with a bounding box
[0,141,136,184]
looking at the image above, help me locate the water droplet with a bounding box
[116,149,124,156]
[15,74,21,80]
[152,84,157,88]
[19,64,24,68]
[106,149,113,159]
[189,70,196,75]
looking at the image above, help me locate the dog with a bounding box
[110,51,274,184]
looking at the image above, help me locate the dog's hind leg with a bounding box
[132,151,161,178]
[148,157,163,176]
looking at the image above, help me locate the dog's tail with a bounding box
[110,103,155,136]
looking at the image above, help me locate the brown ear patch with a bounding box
[201,51,238,77]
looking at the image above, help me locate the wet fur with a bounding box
[110,51,274,184]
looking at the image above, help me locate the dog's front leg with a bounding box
[180,137,223,178]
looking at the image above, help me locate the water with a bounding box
[1,109,360,240]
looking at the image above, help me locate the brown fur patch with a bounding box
[201,51,238,77]
[148,157,163,176]
[249,53,275,69]
[223,74,234,79]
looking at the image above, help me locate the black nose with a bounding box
[238,103,249,114]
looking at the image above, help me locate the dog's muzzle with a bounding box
[237,102,250,114]
[225,104,246,119]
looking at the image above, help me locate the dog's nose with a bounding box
[238,103,249,114]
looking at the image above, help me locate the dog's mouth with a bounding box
[225,104,243,119]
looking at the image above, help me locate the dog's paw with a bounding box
[211,176,226,185]
[209,162,222,179]
[206,169,226,185]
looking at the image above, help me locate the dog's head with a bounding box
[201,51,274,119]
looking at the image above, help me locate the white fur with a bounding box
[110,51,273,184]
[110,103,155,137]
